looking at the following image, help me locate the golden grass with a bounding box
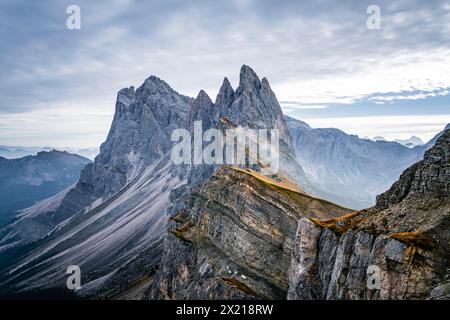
[240,167,348,207]
[229,166,352,217]
[231,167,303,194]
[169,212,192,242]
[389,231,435,250]
[169,229,192,243]
[221,277,259,297]
[309,211,362,234]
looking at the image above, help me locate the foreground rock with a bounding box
[288,128,450,299]
[145,166,350,299]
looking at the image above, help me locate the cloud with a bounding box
[301,114,450,142]
[368,89,450,103]
[0,0,449,146]
[0,102,112,148]
[274,48,450,106]
[280,102,329,110]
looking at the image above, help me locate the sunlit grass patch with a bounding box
[389,231,435,250]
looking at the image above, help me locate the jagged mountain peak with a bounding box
[195,89,213,104]
[221,76,233,91]
[118,86,135,96]
[190,89,215,129]
[240,64,258,77]
[143,75,170,89]
[238,64,261,94]
[219,66,291,142]
[115,86,135,114]
[215,77,235,111]
[136,75,193,105]
[217,77,234,98]
[261,77,271,88]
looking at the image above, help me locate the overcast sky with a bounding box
[1,0,449,148]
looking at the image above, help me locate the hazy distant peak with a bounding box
[394,136,424,148]
[372,136,386,142]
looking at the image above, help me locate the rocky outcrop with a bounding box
[376,128,450,209]
[288,218,440,299]
[288,129,450,300]
[147,166,350,299]
[226,66,292,149]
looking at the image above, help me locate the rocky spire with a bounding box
[218,65,293,149]
[215,77,235,114]
[237,64,262,95]
[195,89,213,104]
[190,90,215,129]
[141,75,176,95]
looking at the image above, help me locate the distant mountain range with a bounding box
[0,66,448,300]
[0,146,98,160]
[286,117,449,209]
[368,135,425,148]
[0,150,91,226]
[394,136,424,148]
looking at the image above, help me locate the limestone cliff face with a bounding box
[288,129,450,300]
[146,166,350,300]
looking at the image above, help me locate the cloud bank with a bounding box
[0,0,449,147]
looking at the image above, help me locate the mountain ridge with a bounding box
[0,150,91,227]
